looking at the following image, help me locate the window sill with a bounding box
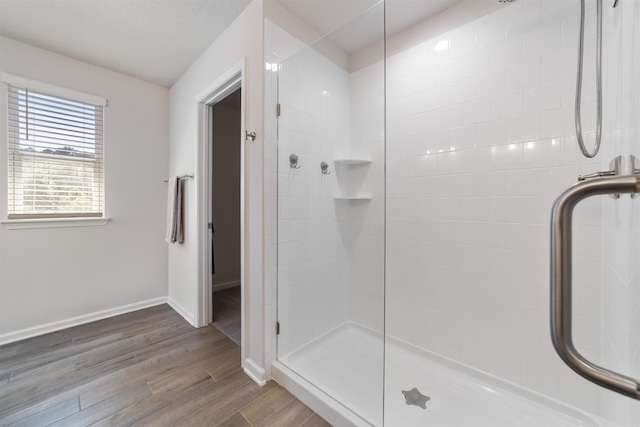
[1,217,110,230]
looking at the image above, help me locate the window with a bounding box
[3,74,106,219]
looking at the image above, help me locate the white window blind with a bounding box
[6,81,105,219]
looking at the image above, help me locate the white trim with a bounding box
[0,297,167,346]
[195,59,247,375]
[237,63,248,378]
[167,297,196,326]
[272,361,366,427]
[195,65,244,103]
[0,72,108,106]
[212,279,241,292]
[196,102,212,328]
[2,217,110,230]
[244,357,267,386]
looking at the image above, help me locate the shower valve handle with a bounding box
[577,156,622,182]
[577,170,616,181]
[578,156,623,198]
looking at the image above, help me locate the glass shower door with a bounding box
[275,3,386,425]
[382,0,640,425]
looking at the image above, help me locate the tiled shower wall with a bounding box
[274,42,353,357]
[267,0,639,421]
[380,0,607,413]
[347,59,386,332]
[270,10,387,356]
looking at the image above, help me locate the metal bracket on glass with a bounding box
[578,156,622,198]
[551,174,640,400]
[631,155,640,174]
[630,155,640,198]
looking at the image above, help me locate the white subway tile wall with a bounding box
[348,59,385,332]
[275,39,386,357]
[278,56,348,354]
[381,0,607,414]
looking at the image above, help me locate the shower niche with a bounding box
[334,158,372,200]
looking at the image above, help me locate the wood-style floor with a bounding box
[0,305,330,427]
[212,287,242,346]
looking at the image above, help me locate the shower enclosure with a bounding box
[271,3,386,424]
[267,0,640,425]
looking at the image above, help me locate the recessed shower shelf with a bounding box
[334,159,372,200]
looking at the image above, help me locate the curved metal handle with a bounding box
[551,174,640,399]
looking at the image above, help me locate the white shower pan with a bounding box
[274,323,608,427]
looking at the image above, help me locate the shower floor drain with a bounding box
[402,387,430,409]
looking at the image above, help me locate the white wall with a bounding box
[0,37,169,343]
[168,0,265,381]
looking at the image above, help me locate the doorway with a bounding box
[195,65,245,340]
[210,89,242,345]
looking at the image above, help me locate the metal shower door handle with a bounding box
[550,174,640,399]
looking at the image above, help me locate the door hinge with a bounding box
[276,322,280,335]
[276,103,281,117]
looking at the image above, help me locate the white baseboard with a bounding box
[243,357,267,386]
[0,297,168,346]
[212,279,240,292]
[167,297,195,326]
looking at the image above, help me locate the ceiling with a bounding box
[0,0,252,87]
[277,0,462,54]
[0,0,462,88]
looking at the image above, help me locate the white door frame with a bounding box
[196,60,246,358]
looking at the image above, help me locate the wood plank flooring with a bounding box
[0,305,331,427]
[212,287,241,346]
